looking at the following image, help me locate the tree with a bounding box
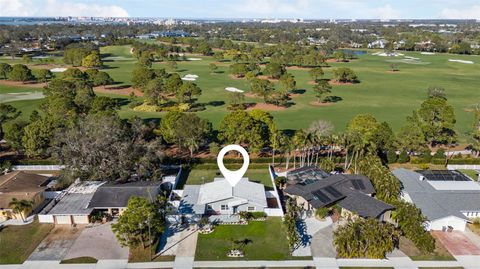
[279,73,296,93]
[93,71,113,88]
[250,78,274,101]
[334,218,399,259]
[0,104,21,139]
[309,67,324,81]
[177,82,202,103]
[264,62,285,79]
[332,67,358,83]
[172,113,212,157]
[52,114,164,182]
[313,80,332,103]
[0,63,12,79]
[144,78,166,105]
[22,54,31,64]
[230,63,248,78]
[63,68,85,80]
[22,118,55,157]
[131,66,155,89]
[167,61,177,70]
[37,69,53,84]
[228,92,245,110]
[397,111,427,153]
[112,197,164,248]
[427,86,446,100]
[164,73,183,95]
[9,198,34,222]
[8,64,35,83]
[138,53,154,68]
[82,51,102,68]
[209,63,218,73]
[357,155,401,203]
[3,120,27,151]
[417,96,456,146]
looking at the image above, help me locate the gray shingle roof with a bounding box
[338,192,395,218]
[393,168,480,221]
[88,181,161,208]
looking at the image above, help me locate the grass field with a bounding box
[195,217,295,261]
[185,168,273,188]
[0,220,54,264]
[2,45,480,140]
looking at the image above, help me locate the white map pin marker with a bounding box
[217,144,250,187]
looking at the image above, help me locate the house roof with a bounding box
[180,178,267,214]
[88,181,161,208]
[49,193,95,215]
[338,192,395,218]
[284,167,390,218]
[393,168,480,221]
[0,171,49,209]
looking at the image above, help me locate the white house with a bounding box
[178,178,268,217]
[393,169,480,232]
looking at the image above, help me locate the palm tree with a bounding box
[9,198,34,222]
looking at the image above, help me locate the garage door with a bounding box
[72,215,89,224]
[55,215,72,224]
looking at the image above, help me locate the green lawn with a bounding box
[195,217,296,261]
[0,220,54,264]
[2,46,480,141]
[185,168,273,188]
[459,169,478,180]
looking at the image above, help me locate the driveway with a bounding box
[64,222,129,260]
[311,225,336,258]
[28,226,84,260]
[432,231,480,255]
[293,216,333,256]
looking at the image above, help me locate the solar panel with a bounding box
[417,170,471,181]
[313,190,331,203]
[351,179,366,190]
[324,186,343,198]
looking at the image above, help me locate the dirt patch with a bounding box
[257,75,278,82]
[94,86,143,97]
[386,70,401,73]
[309,101,334,107]
[244,92,258,98]
[229,74,245,80]
[247,103,286,111]
[0,79,46,88]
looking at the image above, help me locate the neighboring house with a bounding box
[179,178,268,217]
[393,168,480,232]
[88,181,162,216]
[283,166,394,221]
[44,181,104,225]
[0,171,50,221]
[368,39,388,49]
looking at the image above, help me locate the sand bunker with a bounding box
[225,87,244,93]
[421,52,436,55]
[372,52,404,57]
[50,67,67,72]
[187,58,202,61]
[0,91,44,103]
[449,59,474,64]
[181,74,199,81]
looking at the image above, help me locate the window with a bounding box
[247,206,255,211]
[221,205,229,210]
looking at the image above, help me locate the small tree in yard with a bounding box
[332,67,358,83]
[315,207,330,219]
[112,197,164,249]
[9,198,34,222]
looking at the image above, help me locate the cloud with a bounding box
[230,0,312,16]
[439,5,480,19]
[0,0,129,17]
[368,4,401,19]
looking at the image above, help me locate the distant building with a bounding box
[368,39,388,49]
[393,169,480,232]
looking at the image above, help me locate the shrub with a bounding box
[315,207,330,219]
[387,150,398,164]
[251,212,267,219]
[132,103,162,112]
[433,148,445,159]
[274,176,287,188]
[420,150,432,163]
[398,151,410,163]
[239,211,253,220]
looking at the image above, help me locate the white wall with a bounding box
[38,214,54,223]
[428,216,467,232]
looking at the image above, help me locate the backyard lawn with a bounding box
[0,220,54,264]
[185,168,273,188]
[195,217,293,261]
[459,169,478,181]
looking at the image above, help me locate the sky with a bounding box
[1,0,480,20]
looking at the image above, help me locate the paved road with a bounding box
[3,257,480,269]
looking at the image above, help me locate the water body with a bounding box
[337,49,368,55]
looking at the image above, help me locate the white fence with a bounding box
[12,165,64,171]
[264,208,283,217]
[447,165,480,170]
[268,165,285,217]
